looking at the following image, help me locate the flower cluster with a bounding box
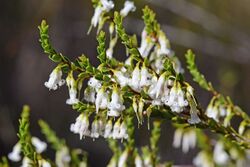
[70,113,128,140]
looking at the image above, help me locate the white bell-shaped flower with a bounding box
[120,1,136,17]
[157,31,171,56]
[31,137,47,154]
[138,29,154,58]
[84,87,96,103]
[90,120,100,139]
[101,0,114,11]
[70,114,90,139]
[118,121,128,139]
[173,128,183,149]
[8,142,21,162]
[148,75,158,99]
[91,6,103,28]
[193,151,213,167]
[44,66,65,90]
[103,120,113,138]
[112,120,121,139]
[118,149,129,167]
[66,73,79,105]
[88,77,102,91]
[139,64,152,88]
[135,154,143,167]
[56,146,71,167]
[213,142,229,165]
[21,157,32,167]
[129,63,141,92]
[114,70,129,87]
[95,87,109,113]
[107,87,125,117]
[38,159,51,167]
[182,130,196,153]
[206,104,219,121]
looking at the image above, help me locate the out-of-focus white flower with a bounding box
[206,105,219,121]
[66,73,79,105]
[31,137,47,154]
[91,6,103,28]
[213,141,229,165]
[120,1,136,17]
[114,70,129,87]
[8,142,21,162]
[70,114,90,139]
[157,31,171,56]
[90,120,100,139]
[88,77,102,91]
[101,0,114,11]
[173,128,183,149]
[135,154,143,167]
[193,151,213,167]
[103,120,113,138]
[21,157,32,167]
[84,87,96,103]
[38,159,51,167]
[44,66,65,90]
[118,149,129,167]
[140,64,152,88]
[95,87,109,113]
[143,154,153,167]
[107,87,125,117]
[119,121,128,139]
[112,120,121,139]
[106,37,118,59]
[138,29,154,58]
[56,146,71,167]
[129,63,141,92]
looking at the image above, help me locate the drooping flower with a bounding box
[21,157,32,167]
[213,141,229,165]
[44,66,65,90]
[100,0,114,11]
[38,159,52,167]
[8,142,22,162]
[88,77,102,91]
[129,63,141,92]
[112,120,121,139]
[206,104,219,121]
[120,1,136,17]
[107,86,125,117]
[135,154,143,167]
[103,119,113,138]
[70,114,90,139]
[55,146,71,167]
[90,119,100,139]
[31,137,47,154]
[95,87,109,113]
[118,121,128,139]
[156,31,171,56]
[193,151,214,167]
[66,72,79,105]
[138,29,154,58]
[139,64,152,88]
[118,149,129,167]
[114,70,129,87]
[84,87,96,103]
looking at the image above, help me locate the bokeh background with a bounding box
[1,0,250,166]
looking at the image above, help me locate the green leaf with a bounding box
[185,50,215,92]
[97,31,107,63]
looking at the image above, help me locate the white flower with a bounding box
[103,120,113,138]
[139,65,152,88]
[106,37,118,59]
[148,75,158,99]
[84,87,96,103]
[114,70,129,87]
[119,121,128,139]
[193,151,213,167]
[129,64,141,92]
[120,1,136,17]
[21,157,32,167]
[31,137,47,154]
[66,74,79,105]
[95,87,109,113]
[91,6,103,28]
[56,146,71,167]
[107,87,125,117]
[206,105,219,121]
[182,130,196,153]
[8,142,21,162]
[112,120,120,139]
[138,29,154,58]
[135,154,143,167]
[90,120,100,139]
[100,0,114,11]
[70,114,90,139]
[144,155,153,167]
[173,129,183,149]
[88,77,102,91]
[118,149,128,167]
[157,31,171,56]
[213,142,229,165]
[44,67,65,90]
[38,159,51,167]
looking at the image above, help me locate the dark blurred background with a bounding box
[1,0,250,166]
